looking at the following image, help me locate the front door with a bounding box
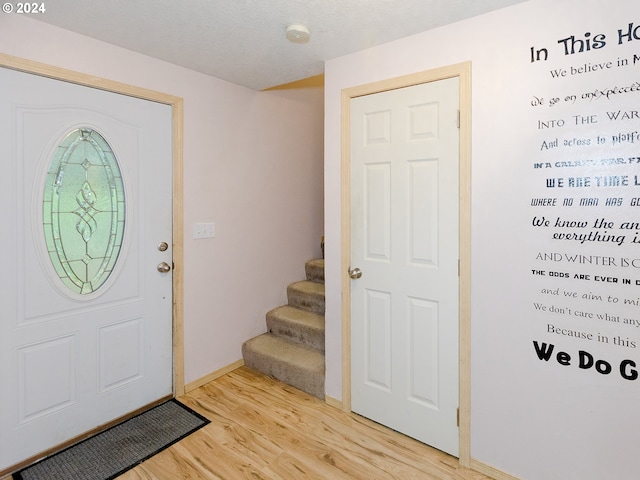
[350,77,460,456]
[0,67,174,470]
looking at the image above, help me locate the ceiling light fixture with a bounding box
[286,24,310,44]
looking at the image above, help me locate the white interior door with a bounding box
[0,67,173,470]
[350,77,460,456]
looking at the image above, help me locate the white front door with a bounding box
[0,67,173,470]
[350,77,460,456]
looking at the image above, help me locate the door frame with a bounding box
[340,62,471,465]
[0,52,186,396]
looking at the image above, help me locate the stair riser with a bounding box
[305,264,324,283]
[244,355,324,399]
[267,317,324,352]
[242,340,324,399]
[287,289,324,315]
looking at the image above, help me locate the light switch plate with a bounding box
[193,222,215,239]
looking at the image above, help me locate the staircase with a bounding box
[242,258,325,399]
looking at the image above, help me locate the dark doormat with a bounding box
[14,399,210,480]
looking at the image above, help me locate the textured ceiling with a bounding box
[34,0,527,90]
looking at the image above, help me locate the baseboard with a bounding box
[324,395,344,410]
[470,458,520,480]
[184,359,245,393]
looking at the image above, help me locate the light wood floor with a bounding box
[117,366,492,480]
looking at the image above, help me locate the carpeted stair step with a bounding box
[266,305,325,352]
[242,333,325,399]
[305,258,325,283]
[287,280,325,315]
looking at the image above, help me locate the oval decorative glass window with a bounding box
[43,128,125,295]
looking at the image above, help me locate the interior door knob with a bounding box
[157,262,171,273]
[349,267,362,279]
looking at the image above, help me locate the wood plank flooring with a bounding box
[117,366,493,480]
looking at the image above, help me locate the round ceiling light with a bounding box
[286,24,310,43]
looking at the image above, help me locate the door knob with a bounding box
[349,267,362,279]
[157,262,171,273]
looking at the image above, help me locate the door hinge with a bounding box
[457,407,460,427]
[457,109,460,129]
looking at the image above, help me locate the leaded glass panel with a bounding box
[43,128,125,294]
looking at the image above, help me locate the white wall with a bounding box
[325,0,640,479]
[0,15,324,385]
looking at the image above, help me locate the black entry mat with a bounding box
[14,399,209,480]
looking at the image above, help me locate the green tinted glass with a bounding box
[43,128,125,294]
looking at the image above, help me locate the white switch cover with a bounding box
[193,222,215,239]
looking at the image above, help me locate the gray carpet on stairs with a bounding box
[242,258,326,399]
